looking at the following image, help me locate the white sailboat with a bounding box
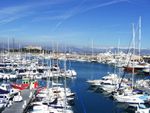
[113,22,150,104]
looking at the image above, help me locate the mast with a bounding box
[117,38,120,55]
[7,38,10,56]
[138,16,141,61]
[91,39,94,62]
[56,42,59,66]
[92,40,93,58]
[2,41,4,62]
[64,45,67,113]
[12,38,15,56]
[132,23,135,89]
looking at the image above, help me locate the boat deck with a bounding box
[138,86,150,94]
[2,89,34,113]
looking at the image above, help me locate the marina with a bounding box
[0,0,150,113]
[0,56,150,113]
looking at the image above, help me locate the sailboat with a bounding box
[123,17,150,73]
[113,22,150,104]
[28,53,74,113]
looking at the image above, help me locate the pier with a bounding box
[2,89,34,113]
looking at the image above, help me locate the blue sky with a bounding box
[0,0,150,48]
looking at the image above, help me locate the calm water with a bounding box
[65,61,132,113]
[1,60,137,113]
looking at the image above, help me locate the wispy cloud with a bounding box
[0,13,32,25]
[0,24,27,34]
[0,0,69,25]
[52,0,129,31]
[82,0,129,12]
[0,4,33,25]
[0,0,129,29]
[33,14,71,22]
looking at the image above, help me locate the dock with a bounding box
[2,89,35,113]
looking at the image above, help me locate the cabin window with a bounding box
[33,70,36,73]
[43,103,48,105]
[0,70,3,73]
[38,69,43,73]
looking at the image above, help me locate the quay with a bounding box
[2,89,35,113]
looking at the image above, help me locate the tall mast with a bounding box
[8,38,10,56]
[91,39,93,61]
[132,23,135,89]
[64,45,67,113]
[56,42,58,66]
[138,16,141,61]
[12,38,15,56]
[117,38,120,55]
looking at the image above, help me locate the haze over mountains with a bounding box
[0,42,150,55]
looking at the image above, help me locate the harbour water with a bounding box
[0,60,141,113]
[69,61,116,113]
[62,61,134,113]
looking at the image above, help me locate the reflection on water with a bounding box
[0,61,146,113]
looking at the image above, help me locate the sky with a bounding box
[0,0,150,48]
